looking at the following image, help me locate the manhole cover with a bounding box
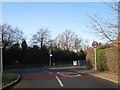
[57,72,82,77]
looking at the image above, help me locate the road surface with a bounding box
[5,66,118,89]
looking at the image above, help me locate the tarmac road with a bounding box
[6,66,118,89]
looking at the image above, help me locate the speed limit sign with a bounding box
[92,41,98,48]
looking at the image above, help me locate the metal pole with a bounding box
[118,2,120,88]
[94,48,97,71]
[0,3,3,89]
[49,49,51,66]
[1,48,2,73]
[49,55,51,66]
[0,28,2,89]
[0,46,1,85]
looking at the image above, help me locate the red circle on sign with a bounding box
[92,41,98,48]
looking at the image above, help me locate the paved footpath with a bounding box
[77,70,119,84]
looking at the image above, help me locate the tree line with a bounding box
[1,24,86,66]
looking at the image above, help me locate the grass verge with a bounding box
[2,72,19,88]
[46,65,74,68]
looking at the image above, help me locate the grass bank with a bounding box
[2,72,19,88]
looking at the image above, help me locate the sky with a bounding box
[2,2,116,46]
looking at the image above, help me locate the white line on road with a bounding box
[57,72,82,77]
[55,76,64,87]
[49,72,53,74]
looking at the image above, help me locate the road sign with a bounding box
[50,54,52,57]
[92,41,98,71]
[92,41,98,48]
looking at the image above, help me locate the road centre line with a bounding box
[55,76,64,87]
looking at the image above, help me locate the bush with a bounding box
[86,60,93,69]
[96,49,108,71]
[95,45,114,71]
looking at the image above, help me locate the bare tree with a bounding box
[31,28,51,49]
[82,39,89,50]
[81,2,119,45]
[2,24,23,49]
[105,1,120,13]
[72,35,82,51]
[54,30,82,51]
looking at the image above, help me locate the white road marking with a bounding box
[57,72,82,77]
[49,72,53,74]
[55,76,64,87]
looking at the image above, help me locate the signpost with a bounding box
[0,29,2,89]
[0,43,3,72]
[92,41,98,71]
[49,49,52,66]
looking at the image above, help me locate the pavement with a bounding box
[77,69,119,84]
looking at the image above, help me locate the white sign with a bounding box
[73,61,77,66]
[50,54,52,57]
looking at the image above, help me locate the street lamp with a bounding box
[49,49,52,66]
